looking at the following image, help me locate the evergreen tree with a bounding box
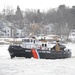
[71,6,75,29]
[15,6,24,29]
[16,6,23,21]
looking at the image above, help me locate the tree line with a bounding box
[0,4,75,36]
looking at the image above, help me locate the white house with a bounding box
[44,23,54,34]
[0,26,11,38]
[15,28,22,38]
[0,20,22,38]
[68,29,75,42]
[0,21,14,38]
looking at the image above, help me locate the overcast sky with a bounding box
[0,0,75,11]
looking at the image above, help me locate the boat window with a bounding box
[22,39,30,42]
[31,39,32,42]
[42,44,44,47]
[34,40,35,43]
[26,39,30,42]
[22,39,24,42]
[45,44,47,47]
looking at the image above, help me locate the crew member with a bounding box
[55,40,60,51]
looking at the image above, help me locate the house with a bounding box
[44,23,54,35]
[68,29,75,42]
[0,20,13,38]
[0,20,22,38]
[14,28,22,38]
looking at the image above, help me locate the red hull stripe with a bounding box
[31,49,40,59]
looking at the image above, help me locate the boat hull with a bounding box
[37,49,71,59]
[8,45,71,59]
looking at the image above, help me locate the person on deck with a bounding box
[55,40,60,51]
[52,40,66,51]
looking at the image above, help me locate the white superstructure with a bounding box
[21,37,51,50]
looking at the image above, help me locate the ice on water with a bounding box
[0,43,75,75]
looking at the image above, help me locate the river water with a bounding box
[0,43,75,75]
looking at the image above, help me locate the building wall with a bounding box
[0,26,10,38]
[15,28,22,38]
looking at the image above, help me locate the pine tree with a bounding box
[16,6,23,21]
[15,6,24,29]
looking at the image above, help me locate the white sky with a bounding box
[0,0,75,12]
